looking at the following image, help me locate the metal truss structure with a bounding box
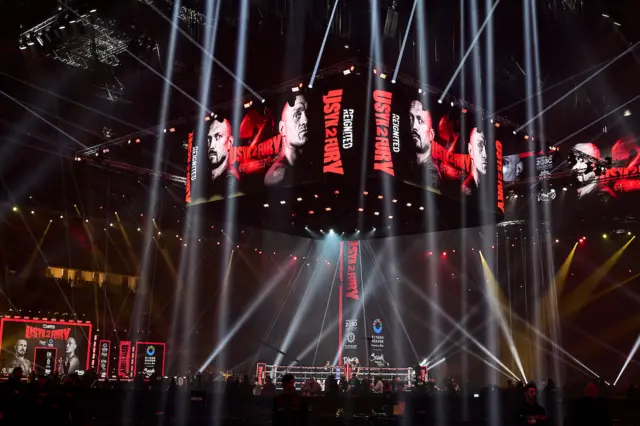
[49,18,131,69]
[19,11,131,70]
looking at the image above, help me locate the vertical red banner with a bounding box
[118,341,131,378]
[338,241,344,366]
[341,241,364,368]
[496,140,504,214]
[185,132,194,203]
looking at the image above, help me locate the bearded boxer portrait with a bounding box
[409,99,441,189]
[207,118,240,193]
[264,95,309,186]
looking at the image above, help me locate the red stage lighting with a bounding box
[442,252,447,256]
[427,252,432,256]
[308,210,314,215]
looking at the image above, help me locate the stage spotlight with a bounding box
[602,234,608,239]
[363,191,368,195]
[392,199,397,203]
[344,44,349,49]
[380,73,387,79]
[263,203,269,208]
[388,215,393,219]
[325,207,332,211]
[59,25,66,29]
[374,212,380,216]
[329,229,334,233]
[308,210,314,215]
[624,109,631,117]
[291,86,300,92]
[450,101,454,107]
[442,252,447,256]
[30,211,34,215]
[297,197,303,201]
[90,9,97,13]
[513,130,517,135]
[419,206,424,210]
[418,88,422,93]
[358,207,364,212]
[372,227,376,231]
[12,206,18,212]
[391,79,396,83]
[137,228,141,231]
[378,195,383,199]
[628,232,632,236]
[280,200,286,204]
[343,69,351,75]
[563,187,567,191]
[437,99,443,104]
[135,138,141,143]
[556,239,559,243]
[406,203,412,207]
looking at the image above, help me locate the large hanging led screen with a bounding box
[185,77,505,218]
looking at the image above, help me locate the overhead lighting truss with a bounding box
[19,12,131,69]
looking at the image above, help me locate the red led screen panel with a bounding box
[0,318,92,376]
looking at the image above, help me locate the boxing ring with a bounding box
[256,363,423,389]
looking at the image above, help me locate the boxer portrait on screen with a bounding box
[571,142,615,199]
[207,118,240,190]
[58,337,80,375]
[503,154,523,183]
[462,127,488,196]
[9,339,32,375]
[409,99,441,189]
[264,94,309,186]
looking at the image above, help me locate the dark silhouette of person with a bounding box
[566,381,611,426]
[518,382,547,425]
[273,374,308,426]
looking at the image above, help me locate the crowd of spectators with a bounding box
[0,365,637,426]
